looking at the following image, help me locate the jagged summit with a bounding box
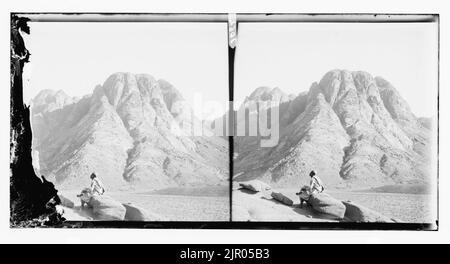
[31,89,77,114]
[31,73,229,191]
[235,69,433,189]
[246,86,292,104]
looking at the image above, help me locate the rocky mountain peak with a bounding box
[31,89,76,115]
[157,78,187,115]
[247,86,291,103]
[235,69,433,189]
[30,73,229,191]
[375,76,416,123]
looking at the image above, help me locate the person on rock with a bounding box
[309,170,324,194]
[295,170,325,208]
[296,186,311,208]
[90,173,105,196]
[77,188,93,207]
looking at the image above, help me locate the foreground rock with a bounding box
[308,193,346,219]
[57,205,93,221]
[88,195,127,220]
[123,203,163,221]
[239,180,272,192]
[234,179,400,222]
[232,188,337,222]
[58,194,75,208]
[342,201,394,222]
[270,191,294,206]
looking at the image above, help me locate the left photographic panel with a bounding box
[11,15,230,225]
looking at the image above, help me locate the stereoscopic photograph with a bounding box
[233,21,438,224]
[10,13,438,228]
[11,16,230,225]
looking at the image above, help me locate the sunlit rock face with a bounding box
[31,72,229,191]
[234,70,433,189]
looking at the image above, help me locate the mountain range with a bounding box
[234,69,434,189]
[31,70,434,191]
[31,73,229,191]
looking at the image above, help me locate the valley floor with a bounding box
[59,186,436,223]
[328,190,436,223]
[233,187,437,223]
[60,186,230,222]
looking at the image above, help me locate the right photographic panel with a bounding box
[232,17,438,226]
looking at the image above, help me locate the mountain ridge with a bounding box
[234,69,433,189]
[31,72,229,191]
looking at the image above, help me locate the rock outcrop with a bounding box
[234,70,433,189]
[342,201,394,222]
[89,195,127,221]
[232,187,338,222]
[308,193,346,219]
[122,203,162,221]
[31,73,229,191]
[58,194,74,208]
[270,191,294,206]
[234,179,392,222]
[239,180,272,192]
[242,86,294,106]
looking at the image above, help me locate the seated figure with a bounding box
[77,188,93,208]
[296,185,312,208]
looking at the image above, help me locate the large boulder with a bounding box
[342,201,394,222]
[88,195,126,220]
[271,191,294,206]
[57,205,93,221]
[239,180,271,192]
[123,203,163,221]
[309,193,346,219]
[58,194,74,208]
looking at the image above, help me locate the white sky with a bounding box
[235,22,438,117]
[22,22,229,115]
[22,22,438,118]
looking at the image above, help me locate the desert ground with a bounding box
[59,186,230,221]
[58,183,436,223]
[328,190,436,223]
[232,188,338,222]
[233,185,437,223]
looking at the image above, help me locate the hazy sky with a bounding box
[23,22,438,118]
[235,22,438,117]
[23,22,229,114]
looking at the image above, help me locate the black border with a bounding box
[63,221,436,230]
[10,13,439,230]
